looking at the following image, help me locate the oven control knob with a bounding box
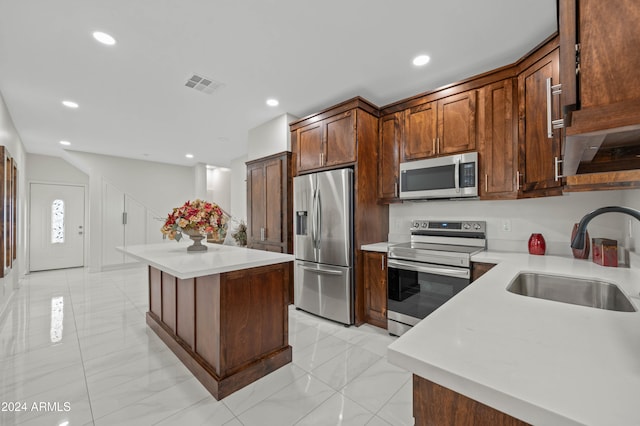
[413,221,420,228]
[462,223,471,230]
[421,222,428,228]
[473,223,481,230]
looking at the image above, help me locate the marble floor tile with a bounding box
[0,266,415,426]
[295,392,374,426]
[341,358,411,414]
[236,374,335,426]
[309,345,381,390]
[376,378,414,426]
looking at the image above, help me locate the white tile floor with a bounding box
[0,266,414,426]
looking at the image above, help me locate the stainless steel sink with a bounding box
[507,272,636,312]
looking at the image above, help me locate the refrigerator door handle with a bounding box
[316,190,322,249]
[299,265,344,276]
[311,188,318,249]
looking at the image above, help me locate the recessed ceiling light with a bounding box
[413,55,431,66]
[62,100,79,109]
[93,31,116,46]
[185,153,194,159]
[59,140,71,146]
[266,99,279,107]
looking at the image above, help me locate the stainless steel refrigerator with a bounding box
[293,168,354,325]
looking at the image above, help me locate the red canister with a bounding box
[592,238,618,267]
[528,233,546,255]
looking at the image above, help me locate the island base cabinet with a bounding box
[413,375,530,426]
[147,263,292,400]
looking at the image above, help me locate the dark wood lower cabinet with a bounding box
[413,375,530,426]
[146,263,292,400]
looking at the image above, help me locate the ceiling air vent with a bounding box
[185,74,225,95]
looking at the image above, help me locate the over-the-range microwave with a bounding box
[399,152,478,200]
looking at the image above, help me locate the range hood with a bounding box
[562,100,640,176]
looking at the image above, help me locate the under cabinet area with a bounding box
[363,251,387,329]
[471,262,496,282]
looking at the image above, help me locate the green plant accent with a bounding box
[231,221,247,246]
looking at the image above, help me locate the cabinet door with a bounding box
[438,90,477,155]
[378,112,402,199]
[579,0,640,110]
[403,102,437,160]
[247,163,266,246]
[518,48,562,194]
[297,122,324,172]
[324,111,356,167]
[480,80,517,198]
[363,251,387,328]
[264,158,283,245]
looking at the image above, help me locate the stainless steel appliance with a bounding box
[387,219,486,336]
[399,152,478,200]
[293,168,354,325]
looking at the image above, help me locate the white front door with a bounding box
[29,183,85,271]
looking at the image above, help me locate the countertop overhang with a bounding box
[388,250,640,426]
[117,242,294,280]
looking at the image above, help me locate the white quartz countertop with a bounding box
[117,242,294,280]
[388,250,640,426]
[360,242,389,253]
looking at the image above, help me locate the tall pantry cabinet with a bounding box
[246,152,294,302]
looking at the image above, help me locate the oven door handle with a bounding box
[388,259,470,278]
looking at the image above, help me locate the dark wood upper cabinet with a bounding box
[438,90,477,155]
[324,111,356,168]
[559,0,640,189]
[479,79,517,199]
[403,101,437,160]
[294,110,356,173]
[517,47,563,197]
[378,112,402,200]
[402,90,476,161]
[296,122,324,172]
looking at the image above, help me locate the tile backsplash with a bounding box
[389,189,640,256]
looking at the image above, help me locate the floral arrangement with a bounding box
[161,199,228,242]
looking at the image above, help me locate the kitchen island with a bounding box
[388,251,640,425]
[118,242,295,400]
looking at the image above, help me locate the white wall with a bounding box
[27,153,89,185]
[0,92,27,318]
[247,113,298,161]
[206,167,231,213]
[61,151,195,271]
[229,155,247,221]
[389,190,633,256]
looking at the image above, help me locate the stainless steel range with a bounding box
[387,220,486,336]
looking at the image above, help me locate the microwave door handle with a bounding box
[388,259,469,278]
[454,158,460,193]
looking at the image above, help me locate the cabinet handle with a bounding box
[546,78,564,138]
[260,227,265,241]
[436,137,440,154]
[485,174,488,192]
[554,157,564,182]
[381,254,385,271]
[394,178,398,198]
[516,171,523,191]
[432,138,436,154]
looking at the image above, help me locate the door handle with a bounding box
[299,265,343,276]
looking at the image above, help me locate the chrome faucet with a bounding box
[570,206,640,250]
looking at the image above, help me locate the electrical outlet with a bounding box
[502,219,512,232]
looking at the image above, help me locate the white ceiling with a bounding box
[0,0,557,168]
